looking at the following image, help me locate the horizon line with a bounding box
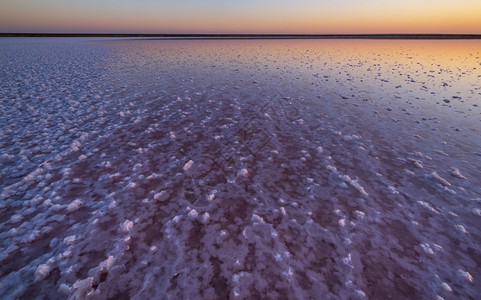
[1,33,481,39]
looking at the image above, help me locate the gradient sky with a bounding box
[1,0,480,34]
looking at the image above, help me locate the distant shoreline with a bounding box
[1,33,481,39]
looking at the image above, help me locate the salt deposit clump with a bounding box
[35,264,52,281]
[183,160,194,171]
[121,220,134,233]
[154,191,169,202]
[238,168,248,176]
[67,199,82,212]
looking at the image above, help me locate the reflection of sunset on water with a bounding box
[106,39,481,107]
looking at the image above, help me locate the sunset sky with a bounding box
[1,0,480,34]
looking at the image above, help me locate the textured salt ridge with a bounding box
[0,38,480,299]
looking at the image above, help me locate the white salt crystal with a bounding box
[188,209,198,218]
[121,220,133,233]
[154,191,169,202]
[67,199,82,212]
[35,264,52,281]
[457,269,473,282]
[183,160,194,171]
[441,282,452,292]
[238,168,248,176]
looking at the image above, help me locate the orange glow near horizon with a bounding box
[0,0,480,34]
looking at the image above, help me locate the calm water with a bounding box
[1,38,480,298]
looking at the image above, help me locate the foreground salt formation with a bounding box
[0,38,480,299]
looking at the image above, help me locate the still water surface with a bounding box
[1,38,480,298]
